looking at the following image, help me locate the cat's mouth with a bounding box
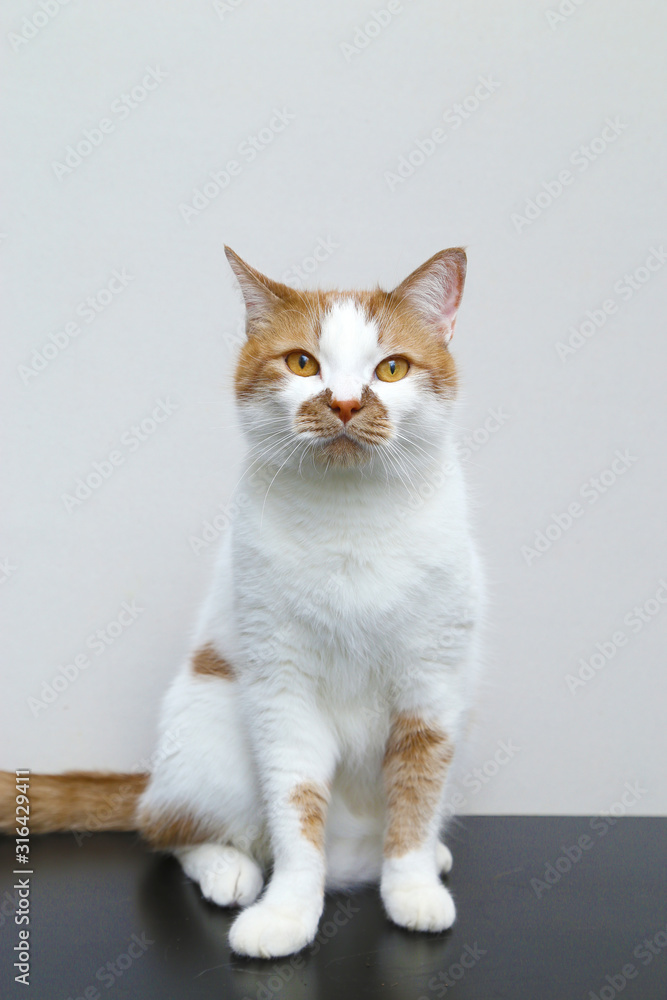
[307,421,397,468]
[312,432,370,467]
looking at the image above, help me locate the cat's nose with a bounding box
[329,398,363,424]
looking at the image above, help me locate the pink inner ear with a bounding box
[396,249,467,342]
[224,245,292,326]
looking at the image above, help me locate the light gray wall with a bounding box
[2,0,665,815]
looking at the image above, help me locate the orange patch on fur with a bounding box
[234,289,323,400]
[289,781,329,852]
[376,294,458,397]
[191,643,234,679]
[0,770,148,835]
[383,714,454,858]
[137,805,223,850]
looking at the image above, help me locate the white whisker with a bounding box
[260,441,305,528]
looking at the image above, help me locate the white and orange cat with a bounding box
[2,246,484,958]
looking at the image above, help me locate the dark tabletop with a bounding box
[1,816,666,999]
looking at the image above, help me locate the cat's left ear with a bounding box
[392,248,467,344]
[224,246,294,327]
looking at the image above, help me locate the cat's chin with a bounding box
[311,434,371,469]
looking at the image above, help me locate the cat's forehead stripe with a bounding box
[316,299,382,401]
[318,299,379,360]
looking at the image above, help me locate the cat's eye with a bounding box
[375,357,410,382]
[285,351,320,377]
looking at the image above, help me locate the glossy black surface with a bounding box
[1,817,666,999]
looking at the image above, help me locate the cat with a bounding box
[0,246,484,959]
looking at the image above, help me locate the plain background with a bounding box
[2,0,665,815]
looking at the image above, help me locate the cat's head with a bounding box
[226,246,466,475]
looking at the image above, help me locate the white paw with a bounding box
[382,880,456,932]
[437,841,453,874]
[179,844,263,907]
[229,900,319,958]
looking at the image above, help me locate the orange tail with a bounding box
[0,770,148,834]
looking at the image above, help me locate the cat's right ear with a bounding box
[392,248,467,345]
[224,246,293,327]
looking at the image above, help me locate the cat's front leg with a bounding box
[380,697,459,933]
[228,692,337,959]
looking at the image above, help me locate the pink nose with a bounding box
[330,398,362,424]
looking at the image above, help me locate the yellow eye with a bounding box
[376,357,409,382]
[286,351,320,377]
